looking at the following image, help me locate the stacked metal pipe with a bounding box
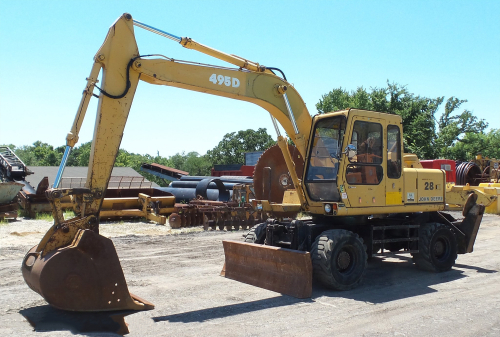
[158,176,252,203]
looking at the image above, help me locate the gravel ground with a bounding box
[1,213,500,336]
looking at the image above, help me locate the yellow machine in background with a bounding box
[472,155,500,183]
[22,14,495,311]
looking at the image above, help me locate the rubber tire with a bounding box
[412,223,458,272]
[244,223,267,244]
[311,229,368,291]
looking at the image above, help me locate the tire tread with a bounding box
[244,223,267,244]
[412,222,457,272]
[311,229,367,290]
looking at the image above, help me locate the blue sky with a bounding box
[1,0,499,158]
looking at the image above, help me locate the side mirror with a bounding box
[344,144,356,160]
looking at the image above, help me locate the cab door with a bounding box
[385,124,404,206]
[342,116,386,207]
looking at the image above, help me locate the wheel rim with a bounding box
[433,236,450,262]
[336,247,354,273]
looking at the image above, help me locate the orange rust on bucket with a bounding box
[22,229,154,312]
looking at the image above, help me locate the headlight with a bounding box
[324,204,332,213]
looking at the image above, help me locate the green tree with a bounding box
[9,144,37,165]
[12,141,61,166]
[435,98,488,159]
[315,82,487,160]
[5,127,285,187]
[114,149,176,186]
[169,151,212,176]
[207,128,275,165]
[65,141,92,166]
[448,129,500,161]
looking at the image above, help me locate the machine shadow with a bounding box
[20,305,135,336]
[153,256,498,324]
[311,255,494,304]
[153,296,313,323]
[454,263,498,274]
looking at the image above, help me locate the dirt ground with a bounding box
[1,213,499,336]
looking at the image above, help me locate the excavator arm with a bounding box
[61,13,310,218]
[22,13,314,311]
[42,13,313,248]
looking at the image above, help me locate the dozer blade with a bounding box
[21,229,154,312]
[221,240,312,298]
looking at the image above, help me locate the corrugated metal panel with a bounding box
[25,166,157,188]
[149,163,189,176]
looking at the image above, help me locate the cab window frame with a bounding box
[304,115,346,201]
[345,120,384,185]
[387,124,402,179]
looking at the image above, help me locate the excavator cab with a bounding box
[222,109,490,296]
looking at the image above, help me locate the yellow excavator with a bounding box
[22,13,495,311]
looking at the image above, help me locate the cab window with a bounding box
[387,125,401,178]
[305,116,346,201]
[345,121,383,185]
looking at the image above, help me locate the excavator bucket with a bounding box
[21,229,154,312]
[221,240,312,298]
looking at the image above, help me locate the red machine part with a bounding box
[211,165,255,177]
[420,159,456,184]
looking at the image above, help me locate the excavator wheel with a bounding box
[311,229,367,290]
[412,223,457,272]
[244,223,267,244]
[21,229,154,312]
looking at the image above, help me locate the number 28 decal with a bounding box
[424,182,434,190]
[209,74,240,88]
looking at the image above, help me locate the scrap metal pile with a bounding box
[99,177,266,230]
[151,145,304,230]
[0,146,33,220]
[0,146,268,230]
[168,184,265,230]
[140,162,266,230]
[0,144,292,229]
[456,155,500,186]
[0,181,23,220]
